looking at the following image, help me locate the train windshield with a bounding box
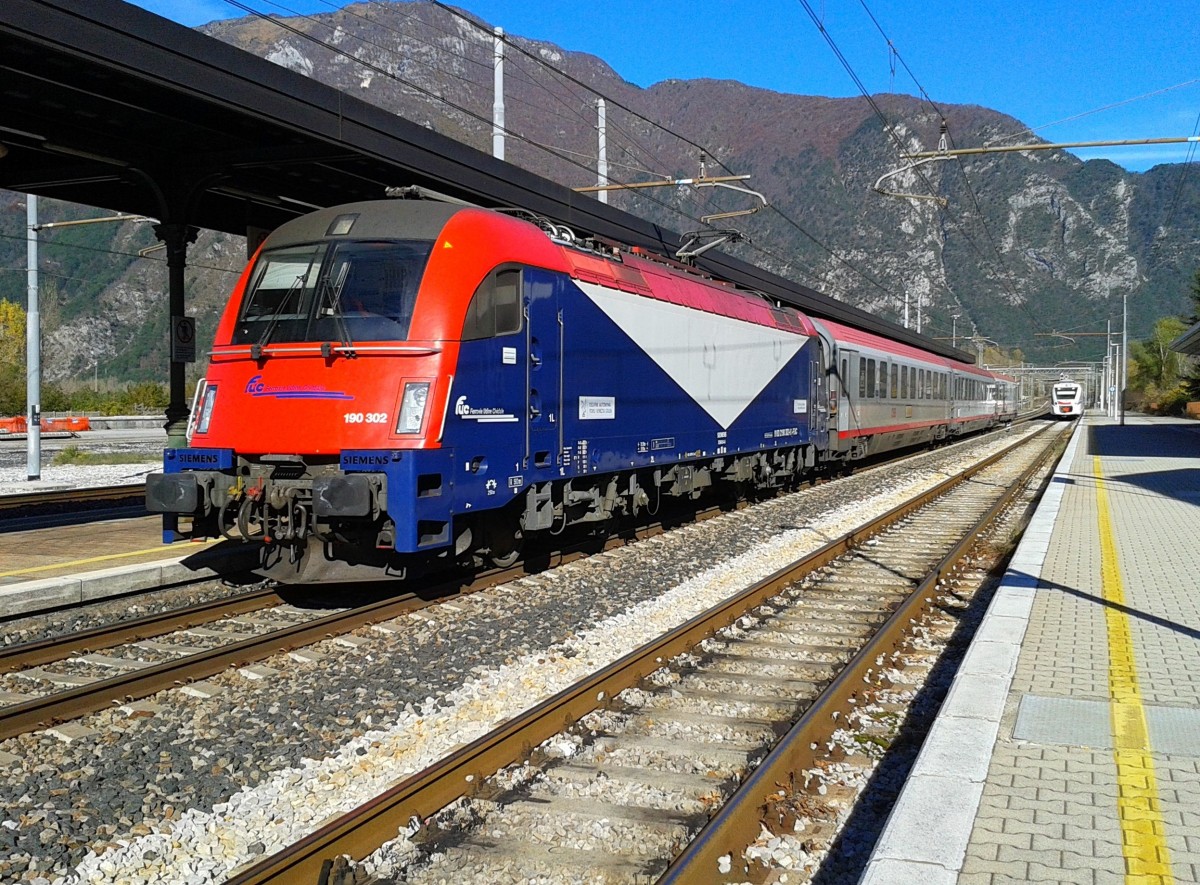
[232,239,434,345]
[1054,385,1079,398]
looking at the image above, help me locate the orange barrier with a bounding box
[42,416,91,433]
[0,415,92,434]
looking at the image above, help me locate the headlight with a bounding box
[196,384,218,435]
[396,382,430,434]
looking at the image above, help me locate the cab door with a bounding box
[523,268,563,474]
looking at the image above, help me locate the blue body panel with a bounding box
[436,269,818,534]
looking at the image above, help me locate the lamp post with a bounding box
[1120,289,1127,426]
[26,196,40,481]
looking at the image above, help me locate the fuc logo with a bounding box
[245,375,265,394]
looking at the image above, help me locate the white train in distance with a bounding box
[1051,380,1085,418]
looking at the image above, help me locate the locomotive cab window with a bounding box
[462,268,523,341]
[233,239,433,345]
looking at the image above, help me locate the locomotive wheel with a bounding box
[488,530,523,568]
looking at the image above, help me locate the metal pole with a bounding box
[154,223,198,448]
[951,314,958,348]
[1103,320,1111,416]
[492,26,505,161]
[915,291,922,334]
[25,195,41,481]
[1120,290,1127,426]
[596,98,608,205]
[903,291,910,329]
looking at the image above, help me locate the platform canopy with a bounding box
[1170,321,1200,356]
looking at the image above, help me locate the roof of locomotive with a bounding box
[259,200,818,338]
[260,199,463,248]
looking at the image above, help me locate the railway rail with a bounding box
[0,483,148,532]
[222,421,1067,884]
[0,497,756,740]
[0,419,1051,745]
[0,484,145,513]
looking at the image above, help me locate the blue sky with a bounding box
[128,0,1199,172]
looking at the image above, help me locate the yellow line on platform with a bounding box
[1095,455,1174,884]
[0,540,219,579]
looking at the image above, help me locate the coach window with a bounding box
[859,358,867,397]
[462,267,522,340]
[866,359,876,397]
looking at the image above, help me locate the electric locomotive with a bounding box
[1051,380,1084,418]
[147,197,829,581]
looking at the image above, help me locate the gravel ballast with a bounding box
[0,428,1039,884]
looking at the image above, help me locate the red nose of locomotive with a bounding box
[190,352,447,454]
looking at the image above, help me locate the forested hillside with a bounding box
[2,0,1197,384]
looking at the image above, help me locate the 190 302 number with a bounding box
[343,412,388,424]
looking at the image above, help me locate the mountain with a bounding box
[3,0,1198,383]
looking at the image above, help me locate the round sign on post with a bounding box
[171,316,196,363]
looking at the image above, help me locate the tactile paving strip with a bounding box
[1015,693,1200,756]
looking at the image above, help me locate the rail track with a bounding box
[0,492,769,741]
[0,420,1052,742]
[220,421,1067,884]
[0,483,148,532]
[0,484,145,513]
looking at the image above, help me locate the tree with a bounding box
[0,301,26,416]
[1130,316,1188,412]
[0,300,25,368]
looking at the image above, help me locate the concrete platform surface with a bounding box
[862,414,1200,885]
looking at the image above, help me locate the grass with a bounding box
[51,444,158,466]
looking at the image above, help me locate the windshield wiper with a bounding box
[321,261,356,357]
[251,273,305,360]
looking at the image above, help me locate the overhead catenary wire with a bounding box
[220,0,737,234]
[215,0,721,235]
[420,0,916,299]
[830,0,1059,343]
[214,0,912,311]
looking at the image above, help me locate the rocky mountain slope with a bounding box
[2,0,1197,382]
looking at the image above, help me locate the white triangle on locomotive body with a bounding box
[575,280,809,429]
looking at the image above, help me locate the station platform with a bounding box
[0,514,252,619]
[862,413,1200,884]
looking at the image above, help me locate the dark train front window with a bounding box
[233,240,434,344]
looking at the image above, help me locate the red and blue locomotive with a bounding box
[147,197,834,581]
